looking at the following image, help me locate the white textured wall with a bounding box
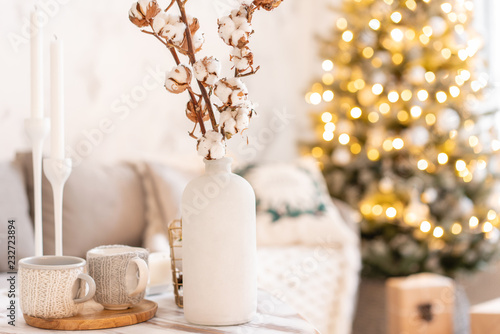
[1,0,332,167]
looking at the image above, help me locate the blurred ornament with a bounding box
[336,119,355,133]
[436,108,461,133]
[367,127,386,148]
[421,188,438,203]
[405,65,426,85]
[405,194,430,226]
[371,71,388,86]
[360,31,378,47]
[358,86,378,106]
[332,147,352,166]
[429,16,447,37]
[374,51,391,65]
[404,126,429,147]
[379,177,395,193]
[459,196,474,216]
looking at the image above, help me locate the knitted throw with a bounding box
[20,267,84,319]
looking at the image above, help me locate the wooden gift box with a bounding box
[386,273,455,334]
[470,298,500,334]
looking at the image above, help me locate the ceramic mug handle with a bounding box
[128,257,149,297]
[74,273,96,303]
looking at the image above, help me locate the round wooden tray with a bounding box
[23,299,158,330]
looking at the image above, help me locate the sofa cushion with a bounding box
[16,153,146,258]
[138,161,197,252]
[238,160,329,221]
[0,160,35,271]
[238,158,358,246]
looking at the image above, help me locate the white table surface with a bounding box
[0,273,319,334]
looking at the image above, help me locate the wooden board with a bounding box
[23,299,158,330]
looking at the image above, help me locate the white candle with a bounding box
[148,252,173,287]
[31,8,43,119]
[50,36,64,159]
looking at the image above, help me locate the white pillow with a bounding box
[239,158,358,246]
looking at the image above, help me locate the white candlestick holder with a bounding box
[43,158,72,256]
[24,118,50,256]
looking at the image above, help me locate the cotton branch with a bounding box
[175,0,218,132]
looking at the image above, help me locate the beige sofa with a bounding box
[0,153,361,334]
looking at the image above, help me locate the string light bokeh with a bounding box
[304,0,500,277]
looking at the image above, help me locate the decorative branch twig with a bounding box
[129,0,285,159]
[176,0,218,131]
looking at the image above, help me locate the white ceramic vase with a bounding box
[181,157,257,326]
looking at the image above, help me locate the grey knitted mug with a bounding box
[87,245,149,310]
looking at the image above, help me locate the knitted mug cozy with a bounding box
[87,245,148,308]
[19,266,85,319]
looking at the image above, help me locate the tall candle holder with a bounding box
[24,118,50,256]
[43,157,72,256]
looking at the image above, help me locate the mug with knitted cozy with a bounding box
[19,256,96,319]
[87,245,149,310]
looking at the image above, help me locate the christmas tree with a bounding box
[304,0,500,277]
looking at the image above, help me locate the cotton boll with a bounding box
[235,114,250,131]
[134,0,160,20]
[191,31,205,53]
[196,138,210,158]
[169,22,188,44]
[236,101,254,116]
[436,108,461,133]
[235,103,253,132]
[210,143,226,160]
[231,46,254,72]
[186,15,200,34]
[234,57,250,71]
[129,4,144,20]
[214,78,248,106]
[193,63,208,83]
[253,0,283,11]
[214,81,233,105]
[220,102,253,136]
[197,131,226,160]
[231,29,249,47]
[152,12,168,33]
[220,110,237,135]
[230,88,248,105]
[137,0,151,14]
[165,64,192,94]
[218,7,253,47]
[218,16,237,45]
[155,15,186,44]
[234,18,252,34]
[129,1,153,27]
